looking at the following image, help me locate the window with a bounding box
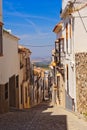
[26,58,29,80]
[60,38,65,61]
[60,38,64,53]
[25,87,27,103]
[69,19,72,53]
[55,40,59,53]
[54,56,57,63]
[20,54,23,69]
[16,75,19,88]
[69,19,72,39]
[5,83,8,100]
[0,25,3,55]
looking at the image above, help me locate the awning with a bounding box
[59,36,64,40]
[53,22,62,34]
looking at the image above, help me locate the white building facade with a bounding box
[0,0,32,112]
[53,0,87,113]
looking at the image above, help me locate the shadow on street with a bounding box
[0,101,68,130]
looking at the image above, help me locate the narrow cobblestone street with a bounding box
[0,101,87,130]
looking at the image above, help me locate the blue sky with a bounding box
[3,0,62,59]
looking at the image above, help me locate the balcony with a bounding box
[56,63,65,79]
[55,52,59,57]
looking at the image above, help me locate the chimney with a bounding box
[0,0,3,55]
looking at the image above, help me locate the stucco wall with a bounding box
[65,63,76,111]
[75,52,87,113]
[74,7,87,53]
[0,30,20,112]
[0,30,19,84]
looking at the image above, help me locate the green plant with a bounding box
[83,112,87,120]
[83,112,87,116]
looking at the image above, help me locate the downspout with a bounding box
[72,16,77,112]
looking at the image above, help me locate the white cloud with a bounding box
[4,11,58,22]
[3,1,57,57]
[19,32,55,44]
[18,32,55,58]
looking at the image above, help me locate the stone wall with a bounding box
[75,53,87,114]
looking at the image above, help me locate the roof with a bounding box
[61,2,87,18]
[18,45,32,54]
[3,29,20,40]
[53,22,62,33]
[0,21,4,26]
[34,67,44,76]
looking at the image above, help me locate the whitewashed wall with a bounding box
[0,30,19,84]
[73,7,87,53]
[62,0,69,10]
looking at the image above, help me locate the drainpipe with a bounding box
[72,17,77,112]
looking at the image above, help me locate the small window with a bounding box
[25,87,27,103]
[60,38,64,53]
[5,83,8,100]
[69,19,72,53]
[66,23,68,40]
[20,54,23,69]
[69,19,72,39]
[55,40,59,53]
[57,76,60,100]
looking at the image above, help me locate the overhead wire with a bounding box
[78,10,87,32]
[72,0,87,33]
[20,44,54,47]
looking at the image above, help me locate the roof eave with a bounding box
[53,22,62,34]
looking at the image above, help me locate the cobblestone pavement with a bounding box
[0,101,87,130]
